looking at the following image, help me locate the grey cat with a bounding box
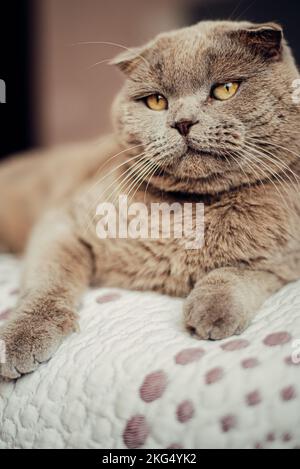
[0,20,300,380]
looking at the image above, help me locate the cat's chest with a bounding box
[90,190,290,296]
[200,194,292,271]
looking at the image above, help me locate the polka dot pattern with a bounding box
[255,442,263,449]
[205,367,224,385]
[266,433,275,442]
[282,433,292,442]
[140,371,167,403]
[264,332,292,347]
[123,415,149,449]
[246,390,262,407]
[175,347,205,365]
[0,255,299,449]
[281,386,297,402]
[176,400,195,423]
[241,358,260,369]
[96,292,121,304]
[221,339,249,351]
[221,415,237,433]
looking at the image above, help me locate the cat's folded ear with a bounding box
[110,46,148,75]
[231,22,284,61]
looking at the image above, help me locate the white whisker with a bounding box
[70,40,150,68]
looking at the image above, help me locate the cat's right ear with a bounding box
[231,23,284,61]
[110,46,148,75]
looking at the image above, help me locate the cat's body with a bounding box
[1,20,300,379]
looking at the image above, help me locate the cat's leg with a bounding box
[184,267,284,340]
[0,210,93,379]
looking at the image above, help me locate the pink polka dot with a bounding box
[266,433,275,442]
[140,370,167,403]
[176,400,195,423]
[281,386,297,401]
[220,415,237,433]
[123,415,149,449]
[205,367,224,385]
[221,339,249,351]
[285,356,300,366]
[0,308,12,320]
[255,443,264,449]
[96,293,121,304]
[175,348,205,365]
[264,332,291,347]
[241,358,260,369]
[246,390,262,407]
[282,433,292,442]
[10,288,19,296]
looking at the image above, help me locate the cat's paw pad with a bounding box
[184,284,249,340]
[0,309,78,380]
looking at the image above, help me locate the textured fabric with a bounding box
[0,254,299,449]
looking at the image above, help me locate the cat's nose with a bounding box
[172,119,198,137]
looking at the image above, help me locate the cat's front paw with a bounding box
[184,282,250,340]
[0,308,78,380]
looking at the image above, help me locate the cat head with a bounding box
[111,21,300,194]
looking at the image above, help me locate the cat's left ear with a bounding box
[110,46,147,75]
[233,23,284,61]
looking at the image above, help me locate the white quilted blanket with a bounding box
[0,254,299,449]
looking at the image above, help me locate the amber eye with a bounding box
[212,82,240,101]
[145,94,168,111]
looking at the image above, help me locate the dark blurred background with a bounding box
[1,0,300,159]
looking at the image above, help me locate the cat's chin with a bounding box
[145,148,256,195]
[184,147,227,162]
[170,148,233,180]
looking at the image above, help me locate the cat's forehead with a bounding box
[136,22,261,95]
